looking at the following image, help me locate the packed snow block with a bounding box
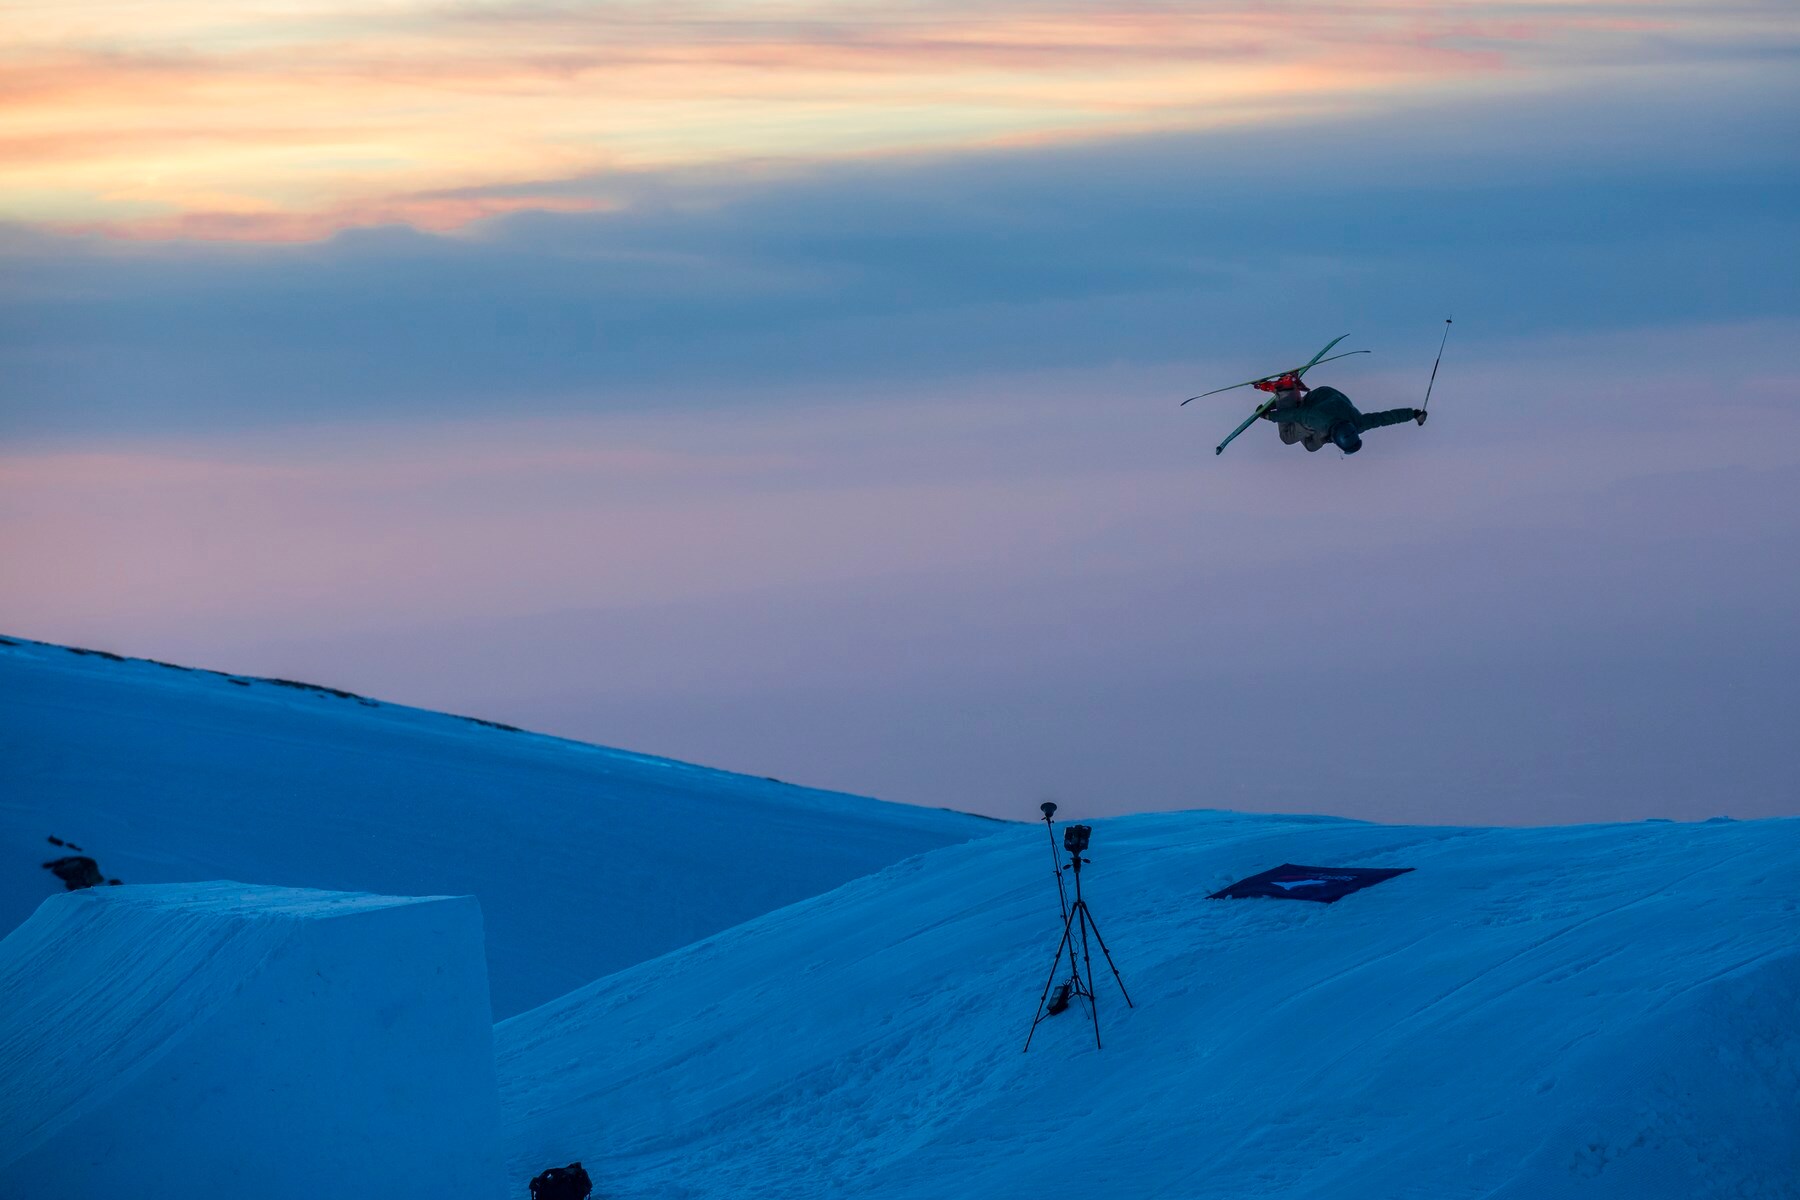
[0,882,503,1200]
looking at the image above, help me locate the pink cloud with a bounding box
[56,194,609,243]
[4,0,1749,239]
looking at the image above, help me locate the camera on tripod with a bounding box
[1025,812,1130,1052]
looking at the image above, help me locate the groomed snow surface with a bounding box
[499,811,1800,1199]
[0,882,502,1199]
[4,637,1797,1198]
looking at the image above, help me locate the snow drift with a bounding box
[497,810,1800,1199]
[0,636,995,1017]
[0,882,502,1199]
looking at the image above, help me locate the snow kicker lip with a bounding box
[0,883,504,1199]
[1209,863,1413,904]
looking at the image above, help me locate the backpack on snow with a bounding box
[528,1161,592,1200]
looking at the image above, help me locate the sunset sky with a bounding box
[12,1,1782,238]
[3,1,1797,821]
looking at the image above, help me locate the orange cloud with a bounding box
[0,1,1776,240]
[58,194,610,242]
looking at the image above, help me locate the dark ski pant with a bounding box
[1356,407,1420,432]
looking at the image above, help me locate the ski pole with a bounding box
[1422,317,1452,412]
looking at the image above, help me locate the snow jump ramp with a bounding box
[0,882,503,1199]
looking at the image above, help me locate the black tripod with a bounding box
[1024,823,1132,1051]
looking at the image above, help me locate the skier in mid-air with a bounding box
[1257,379,1424,455]
[1183,324,1449,456]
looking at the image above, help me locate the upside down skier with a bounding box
[1264,381,1425,455]
[1182,324,1449,457]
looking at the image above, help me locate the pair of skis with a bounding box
[1188,322,1452,456]
[1184,333,1370,455]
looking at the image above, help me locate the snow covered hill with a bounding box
[10,632,1794,1198]
[0,636,995,1017]
[497,810,1800,1199]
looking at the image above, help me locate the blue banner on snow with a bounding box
[1210,863,1412,904]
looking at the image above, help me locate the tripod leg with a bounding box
[1075,902,1102,1050]
[1022,913,1075,1053]
[1080,906,1134,1008]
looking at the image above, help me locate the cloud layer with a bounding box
[5,0,1794,235]
[3,64,1796,440]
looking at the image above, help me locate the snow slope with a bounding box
[0,636,995,1017]
[0,882,502,1199]
[498,810,1800,1199]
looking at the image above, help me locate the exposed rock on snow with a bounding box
[0,882,504,1200]
[39,855,106,890]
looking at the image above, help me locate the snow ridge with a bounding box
[0,635,997,1017]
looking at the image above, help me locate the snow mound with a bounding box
[0,636,996,1017]
[0,882,502,1199]
[498,810,1800,1199]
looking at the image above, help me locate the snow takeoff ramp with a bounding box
[0,882,503,1200]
